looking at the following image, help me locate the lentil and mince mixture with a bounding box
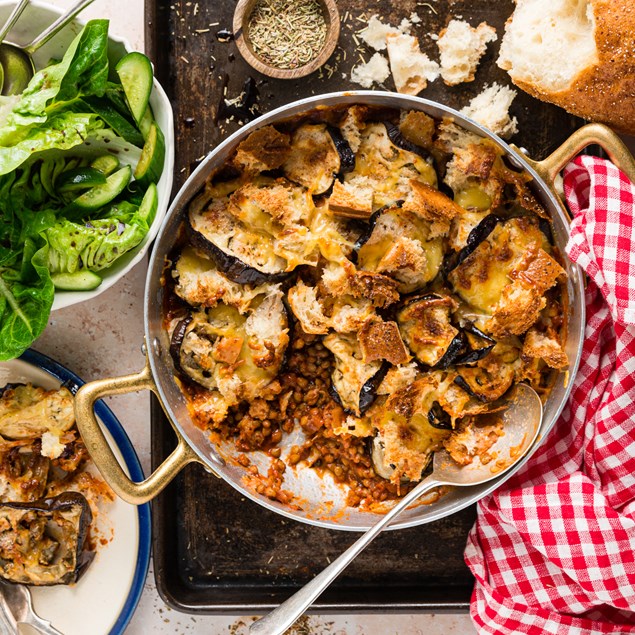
[164,104,568,510]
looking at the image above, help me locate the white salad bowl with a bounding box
[0,0,174,311]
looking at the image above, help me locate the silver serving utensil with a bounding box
[0,0,96,96]
[0,580,64,635]
[250,383,543,635]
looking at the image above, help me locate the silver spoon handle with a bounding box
[0,0,30,44]
[26,0,95,53]
[249,474,442,635]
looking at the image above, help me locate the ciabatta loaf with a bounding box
[498,0,635,133]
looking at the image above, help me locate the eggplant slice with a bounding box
[373,377,452,482]
[356,205,444,294]
[282,124,341,194]
[397,294,459,367]
[0,385,74,440]
[323,333,386,416]
[170,291,289,403]
[173,246,273,313]
[188,179,320,284]
[0,492,93,585]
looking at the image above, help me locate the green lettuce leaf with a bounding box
[0,242,54,361]
[10,20,110,126]
[0,112,105,175]
[44,216,146,273]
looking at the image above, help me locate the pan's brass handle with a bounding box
[518,123,635,187]
[74,359,205,504]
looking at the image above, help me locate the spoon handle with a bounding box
[0,0,30,44]
[249,474,442,635]
[26,0,96,53]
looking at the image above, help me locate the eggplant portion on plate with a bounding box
[0,492,93,586]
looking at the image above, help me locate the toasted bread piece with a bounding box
[283,124,340,194]
[399,110,436,150]
[234,126,291,172]
[358,320,410,365]
[328,179,374,219]
[488,246,565,337]
[522,328,569,369]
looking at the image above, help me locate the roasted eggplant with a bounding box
[341,122,437,210]
[170,290,289,402]
[373,377,452,482]
[0,492,93,586]
[188,179,320,284]
[448,216,564,336]
[0,385,74,440]
[173,246,273,313]
[282,124,341,194]
[323,333,386,416]
[356,205,444,293]
[396,294,459,367]
[327,125,355,174]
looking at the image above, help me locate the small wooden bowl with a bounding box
[233,0,340,80]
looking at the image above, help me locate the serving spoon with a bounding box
[250,382,543,635]
[0,0,95,96]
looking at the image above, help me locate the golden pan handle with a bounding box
[74,358,206,505]
[515,122,635,190]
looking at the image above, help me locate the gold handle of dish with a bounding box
[74,359,205,505]
[519,122,635,188]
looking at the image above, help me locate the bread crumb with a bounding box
[386,32,439,94]
[41,431,65,459]
[460,82,518,139]
[350,53,390,88]
[360,15,399,51]
[438,19,497,86]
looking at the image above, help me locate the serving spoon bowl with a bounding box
[250,382,544,635]
[0,0,94,95]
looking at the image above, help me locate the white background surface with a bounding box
[37,1,479,633]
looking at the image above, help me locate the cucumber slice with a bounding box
[70,165,132,212]
[52,270,102,291]
[90,155,120,176]
[134,122,165,186]
[57,167,107,193]
[116,52,154,125]
[138,105,154,140]
[82,96,145,147]
[138,183,159,225]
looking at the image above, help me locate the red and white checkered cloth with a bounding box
[464,155,635,635]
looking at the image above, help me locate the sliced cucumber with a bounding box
[134,122,165,186]
[138,105,154,140]
[90,154,120,176]
[116,52,154,125]
[82,96,145,147]
[70,165,132,212]
[138,182,159,225]
[57,167,107,193]
[52,270,102,291]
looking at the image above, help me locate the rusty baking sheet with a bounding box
[146,0,582,613]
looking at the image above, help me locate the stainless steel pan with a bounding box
[75,91,635,530]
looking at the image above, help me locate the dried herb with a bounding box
[247,0,328,70]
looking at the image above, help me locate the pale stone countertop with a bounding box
[35,1,479,633]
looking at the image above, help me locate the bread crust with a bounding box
[506,0,635,133]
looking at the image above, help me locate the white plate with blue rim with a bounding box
[0,348,151,635]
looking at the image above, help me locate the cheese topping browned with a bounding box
[165,104,568,510]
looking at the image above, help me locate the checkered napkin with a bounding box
[464,155,635,635]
